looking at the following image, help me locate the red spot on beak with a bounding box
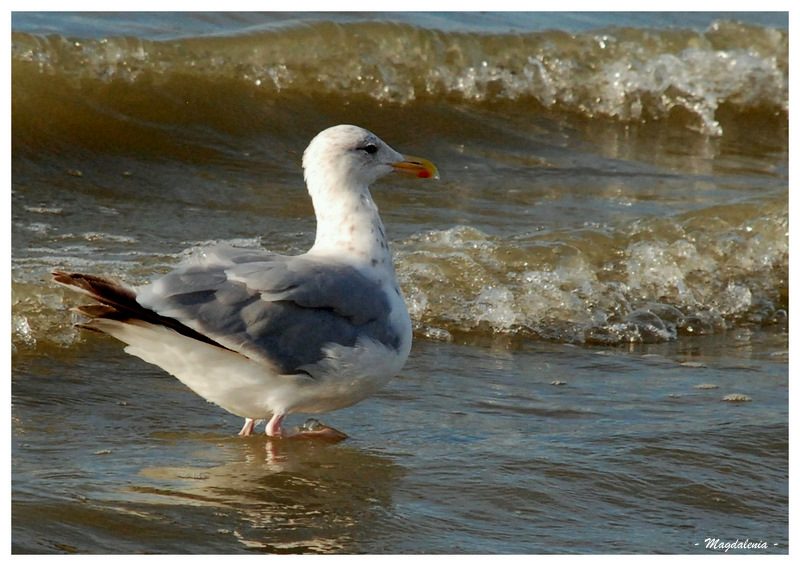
[417,170,431,179]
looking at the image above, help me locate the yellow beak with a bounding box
[391,155,439,179]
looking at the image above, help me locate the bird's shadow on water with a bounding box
[129,432,406,553]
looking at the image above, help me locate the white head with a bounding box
[302,125,438,197]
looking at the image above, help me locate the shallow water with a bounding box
[12,330,789,553]
[11,11,788,554]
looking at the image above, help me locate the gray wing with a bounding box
[136,247,400,374]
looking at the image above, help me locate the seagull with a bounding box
[54,124,438,439]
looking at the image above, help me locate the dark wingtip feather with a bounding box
[53,270,137,306]
[55,269,231,351]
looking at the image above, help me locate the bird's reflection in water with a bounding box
[134,432,404,553]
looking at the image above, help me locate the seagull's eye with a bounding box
[360,143,379,155]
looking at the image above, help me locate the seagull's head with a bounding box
[303,125,438,196]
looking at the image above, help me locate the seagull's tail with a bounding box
[52,270,225,349]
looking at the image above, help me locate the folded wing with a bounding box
[135,247,400,375]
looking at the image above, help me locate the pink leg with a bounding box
[265,413,285,437]
[238,418,255,436]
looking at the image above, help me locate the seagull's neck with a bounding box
[307,183,396,275]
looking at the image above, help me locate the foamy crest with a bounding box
[396,197,787,345]
[13,19,787,136]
